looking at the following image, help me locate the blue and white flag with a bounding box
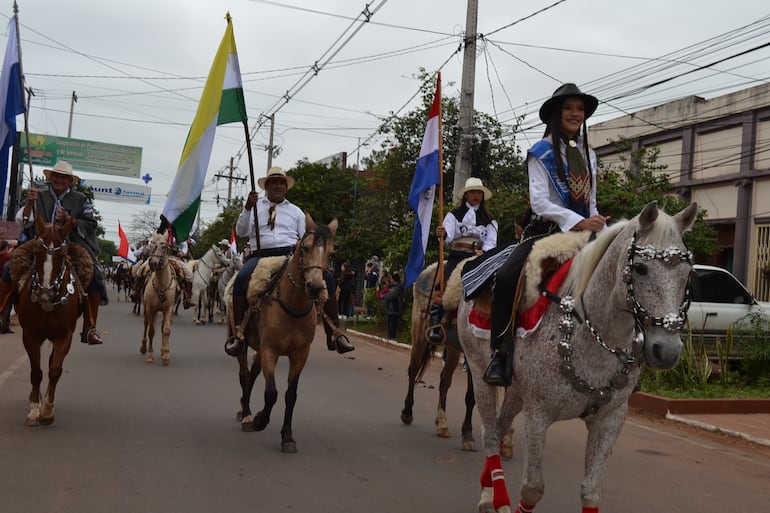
[404,74,441,289]
[0,17,26,214]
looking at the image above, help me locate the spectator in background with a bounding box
[363,260,380,318]
[337,261,356,318]
[380,273,404,340]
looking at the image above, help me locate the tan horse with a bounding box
[228,213,336,453]
[10,211,92,426]
[140,230,177,365]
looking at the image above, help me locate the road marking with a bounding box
[0,354,27,390]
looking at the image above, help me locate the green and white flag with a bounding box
[162,13,247,241]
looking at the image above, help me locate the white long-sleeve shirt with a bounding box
[527,134,599,232]
[235,196,305,250]
[441,202,498,252]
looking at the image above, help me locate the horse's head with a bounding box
[626,201,698,369]
[28,211,77,311]
[297,213,337,300]
[147,231,170,271]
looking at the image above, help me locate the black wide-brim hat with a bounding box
[539,83,598,124]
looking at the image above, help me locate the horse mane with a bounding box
[563,206,687,299]
[562,220,629,298]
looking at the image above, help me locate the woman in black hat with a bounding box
[482,83,610,386]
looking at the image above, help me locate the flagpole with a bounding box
[12,2,32,186]
[242,120,261,256]
[436,73,445,293]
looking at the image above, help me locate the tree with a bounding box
[597,139,717,257]
[350,69,526,274]
[128,209,161,243]
[98,239,117,267]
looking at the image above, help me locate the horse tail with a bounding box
[414,336,435,383]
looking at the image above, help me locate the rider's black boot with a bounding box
[323,298,354,354]
[426,302,445,343]
[224,296,249,356]
[80,291,104,345]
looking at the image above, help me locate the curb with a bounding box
[628,392,770,416]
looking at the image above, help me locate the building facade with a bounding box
[590,83,770,300]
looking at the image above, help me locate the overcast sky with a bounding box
[3,0,769,247]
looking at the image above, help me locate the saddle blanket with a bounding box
[516,258,573,338]
[461,243,516,300]
[468,307,491,339]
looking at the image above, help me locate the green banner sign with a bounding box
[20,133,143,178]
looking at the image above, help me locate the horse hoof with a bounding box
[461,439,477,452]
[25,417,40,427]
[253,413,269,432]
[145,356,154,364]
[161,358,170,366]
[437,427,451,438]
[400,411,413,425]
[281,441,297,453]
[501,444,514,460]
[38,416,54,426]
[241,421,254,432]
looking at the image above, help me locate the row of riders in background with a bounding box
[0,82,608,387]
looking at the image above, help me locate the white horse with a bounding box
[213,254,242,324]
[457,201,697,513]
[188,245,228,325]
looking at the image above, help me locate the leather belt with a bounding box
[452,241,478,252]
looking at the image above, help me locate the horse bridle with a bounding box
[278,232,328,317]
[146,241,176,303]
[556,232,693,416]
[29,238,77,310]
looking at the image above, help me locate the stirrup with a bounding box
[224,336,246,357]
[84,328,103,345]
[425,323,447,344]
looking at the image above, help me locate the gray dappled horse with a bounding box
[457,201,697,513]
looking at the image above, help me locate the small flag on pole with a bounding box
[404,73,441,289]
[230,226,238,256]
[117,222,135,263]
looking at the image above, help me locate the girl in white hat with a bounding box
[426,177,498,343]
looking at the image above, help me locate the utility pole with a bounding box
[214,157,246,207]
[453,0,478,201]
[266,114,275,171]
[67,91,77,137]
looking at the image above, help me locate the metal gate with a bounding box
[754,224,770,301]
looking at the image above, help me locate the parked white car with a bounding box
[686,264,770,354]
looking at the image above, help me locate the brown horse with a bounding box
[140,230,177,365]
[10,211,92,426]
[227,213,336,453]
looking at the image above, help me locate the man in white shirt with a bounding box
[224,167,354,356]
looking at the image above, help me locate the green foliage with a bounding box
[355,68,525,273]
[98,238,117,267]
[194,203,242,259]
[286,160,357,257]
[732,312,770,384]
[597,138,717,257]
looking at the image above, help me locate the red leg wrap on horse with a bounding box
[480,454,499,487]
[581,508,599,513]
[515,500,536,513]
[480,455,510,510]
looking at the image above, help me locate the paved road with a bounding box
[1,295,769,513]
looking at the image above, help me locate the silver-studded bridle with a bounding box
[29,237,77,311]
[557,231,693,416]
